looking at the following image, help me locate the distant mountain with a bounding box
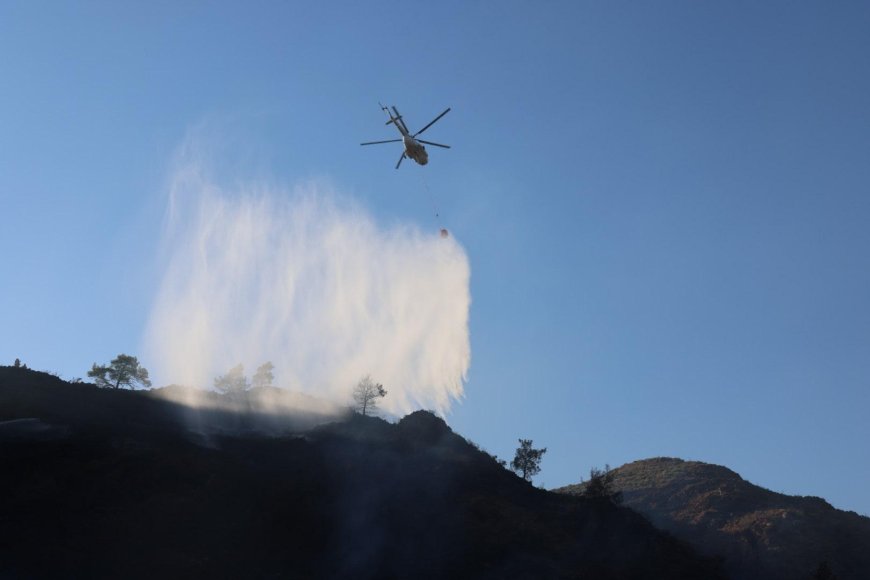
[0,366,723,579]
[555,457,870,580]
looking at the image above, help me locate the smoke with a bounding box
[143,155,471,416]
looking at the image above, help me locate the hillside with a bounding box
[555,457,870,580]
[0,367,724,579]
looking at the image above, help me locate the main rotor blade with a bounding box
[395,152,406,169]
[418,140,451,149]
[361,139,403,146]
[391,107,410,133]
[413,107,451,137]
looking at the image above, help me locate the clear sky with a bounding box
[2,2,869,514]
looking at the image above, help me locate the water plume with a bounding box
[143,158,471,415]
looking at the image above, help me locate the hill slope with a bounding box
[555,457,870,580]
[0,367,724,579]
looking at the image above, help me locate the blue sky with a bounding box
[2,2,869,514]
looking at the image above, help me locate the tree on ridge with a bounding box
[352,375,387,416]
[252,362,275,389]
[584,464,623,504]
[510,439,547,482]
[88,354,152,390]
[214,364,249,394]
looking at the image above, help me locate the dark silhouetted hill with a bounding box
[555,457,870,580]
[1,367,724,579]
[0,365,343,440]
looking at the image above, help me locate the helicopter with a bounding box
[361,104,451,169]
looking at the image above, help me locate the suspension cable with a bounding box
[418,171,449,238]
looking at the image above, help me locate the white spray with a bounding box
[143,154,471,416]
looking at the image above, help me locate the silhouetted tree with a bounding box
[584,464,623,504]
[352,375,386,416]
[88,354,152,390]
[214,364,249,394]
[13,358,21,368]
[510,439,547,482]
[812,561,838,580]
[252,362,275,389]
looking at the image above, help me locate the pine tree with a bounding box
[510,439,547,482]
[252,362,275,389]
[352,375,387,416]
[87,354,152,390]
[214,364,249,394]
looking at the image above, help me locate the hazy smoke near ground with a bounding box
[143,159,471,415]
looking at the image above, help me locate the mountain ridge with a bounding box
[555,457,870,580]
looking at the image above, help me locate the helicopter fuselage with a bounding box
[402,135,428,166]
[388,115,428,165]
